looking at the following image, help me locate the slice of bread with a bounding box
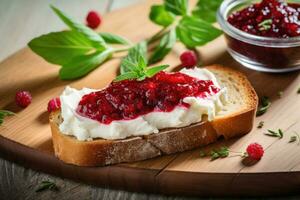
[50,65,258,166]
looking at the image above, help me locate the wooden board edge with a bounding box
[0,135,158,193]
[1,134,300,196]
[156,170,300,197]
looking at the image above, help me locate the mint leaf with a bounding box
[28,31,96,65]
[0,110,15,126]
[99,32,131,45]
[149,29,176,64]
[59,49,113,80]
[50,5,106,50]
[176,16,222,48]
[192,0,223,23]
[149,5,175,27]
[120,42,147,74]
[114,72,140,82]
[145,65,169,77]
[116,42,168,82]
[164,0,188,16]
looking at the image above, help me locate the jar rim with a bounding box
[217,0,300,48]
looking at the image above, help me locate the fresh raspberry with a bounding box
[15,91,32,108]
[246,143,264,160]
[86,11,102,29]
[47,97,61,113]
[180,51,198,68]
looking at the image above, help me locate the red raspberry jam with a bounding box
[228,0,300,38]
[76,71,219,124]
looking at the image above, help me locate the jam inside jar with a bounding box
[217,0,300,73]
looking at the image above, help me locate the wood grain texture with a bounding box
[1,0,300,198]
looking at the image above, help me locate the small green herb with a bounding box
[289,132,300,145]
[210,146,229,161]
[35,181,58,192]
[0,110,15,126]
[278,91,283,98]
[289,135,297,143]
[256,96,271,116]
[257,121,264,129]
[265,129,284,138]
[258,19,272,31]
[115,42,169,82]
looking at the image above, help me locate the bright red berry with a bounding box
[15,91,32,108]
[47,97,61,113]
[86,11,101,29]
[246,143,264,160]
[180,51,198,68]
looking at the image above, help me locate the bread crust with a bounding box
[50,65,258,166]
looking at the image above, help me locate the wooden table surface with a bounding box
[0,0,299,199]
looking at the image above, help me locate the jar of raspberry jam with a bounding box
[217,0,300,73]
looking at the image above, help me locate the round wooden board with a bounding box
[1,0,300,197]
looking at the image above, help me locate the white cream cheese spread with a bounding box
[59,68,228,141]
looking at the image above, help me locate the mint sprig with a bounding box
[0,110,15,125]
[28,0,223,80]
[115,42,169,82]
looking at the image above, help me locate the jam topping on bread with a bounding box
[76,71,220,124]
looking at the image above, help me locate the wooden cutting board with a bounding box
[1,0,300,197]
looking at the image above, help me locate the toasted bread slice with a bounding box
[50,65,258,166]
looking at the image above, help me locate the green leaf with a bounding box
[59,49,113,80]
[164,0,188,16]
[210,151,220,160]
[145,65,169,77]
[120,41,148,74]
[176,16,222,48]
[257,121,264,129]
[256,96,271,116]
[114,72,139,82]
[99,32,131,45]
[149,29,176,64]
[210,146,229,161]
[0,110,15,126]
[36,181,58,192]
[265,129,284,138]
[50,5,106,50]
[149,5,175,27]
[28,31,96,65]
[192,0,223,23]
[289,136,297,143]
